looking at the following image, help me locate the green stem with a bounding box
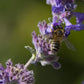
[24,54,35,69]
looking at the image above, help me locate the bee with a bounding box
[50,23,64,53]
[45,23,75,54]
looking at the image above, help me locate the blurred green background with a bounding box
[0,0,84,84]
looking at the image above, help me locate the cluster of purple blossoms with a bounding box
[0,59,34,84]
[47,0,77,18]
[32,21,61,69]
[46,0,84,36]
[0,0,84,84]
[31,0,84,69]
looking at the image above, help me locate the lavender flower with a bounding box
[52,4,65,14]
[46,0,75,6]
[64,15,84,37]
[31,5,84,68]
[46,0,62,6]
[0,59,34,84]
[37,20,48,36]
[73,12,84,24]
[0,64,8,84]
[47,0,77,20]
[46,0,57,6]
[27,0,84,70]
[31,21,61,70]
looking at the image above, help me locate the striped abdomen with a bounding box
[51,40,60,53]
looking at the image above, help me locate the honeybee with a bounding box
[45,23,75,54]
[50,23,64,53]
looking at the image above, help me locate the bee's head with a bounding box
[53,23,63,30]
[53,23,64,36]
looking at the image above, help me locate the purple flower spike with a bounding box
[49,0,77,20]
[32,31,38,50]
[0,59,35,84]
[73,12,84,24]
[32,21,61,69]
[38,20,48,35]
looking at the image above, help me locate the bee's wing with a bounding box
[63,38,76,51]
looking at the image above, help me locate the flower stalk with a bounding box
[24,54,35,69]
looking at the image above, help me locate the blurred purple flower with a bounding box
[55,0,62,6]
[52,3,77,15]
[46,0,57,6]
[82,81,84,84]
[64,18,84,37]
[0,59,34,84]
[47,0,77,20]
[52,5,65,14]
[73,12,84,24]
[46,0,75,6]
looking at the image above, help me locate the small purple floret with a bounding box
[73,12,84,24]
[37,20,48,35]
[55,0,62,6]
[52,5,65,14]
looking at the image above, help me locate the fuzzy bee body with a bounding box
[50,24,64,53]
[51,40,60,53]
[45,23,75,53]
